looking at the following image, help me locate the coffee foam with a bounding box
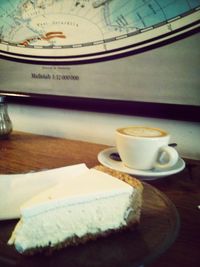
[118,127,167,137]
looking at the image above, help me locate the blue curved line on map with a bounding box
[1,20,199,65]
[0,0,200,46]
[104,0,200,29]
[0,0,200,63]
[2,6,199,50]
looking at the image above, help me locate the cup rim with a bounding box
[116,126,170,139]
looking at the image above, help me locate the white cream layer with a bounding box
[8,169,134,252]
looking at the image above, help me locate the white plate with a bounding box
[98,147,185,181]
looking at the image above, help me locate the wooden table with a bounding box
[0,132,199,267]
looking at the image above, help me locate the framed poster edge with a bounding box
[0,91,199,122]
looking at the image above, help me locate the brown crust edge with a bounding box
[94,165,143,191]
[94,165,143,226]
[16,165,143,255]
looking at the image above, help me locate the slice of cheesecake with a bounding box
[8,166,143,255]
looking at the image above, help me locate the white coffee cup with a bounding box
[116,126,179,170]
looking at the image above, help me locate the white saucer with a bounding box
[98,147,185,181]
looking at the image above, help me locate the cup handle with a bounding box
[154,146,179,170]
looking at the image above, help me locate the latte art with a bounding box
[116,126,177,170]
[118,127,167,137]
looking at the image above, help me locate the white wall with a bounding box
[9,104,200,160]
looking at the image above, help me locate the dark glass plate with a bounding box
[0,182,179,267]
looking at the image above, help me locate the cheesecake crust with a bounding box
[9,165,143,255]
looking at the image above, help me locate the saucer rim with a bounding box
[97,147,185,179]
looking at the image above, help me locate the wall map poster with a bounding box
[0,0,200,108]
[0,0,199,62]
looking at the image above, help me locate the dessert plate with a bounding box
[98,147,185,180]
[0,182,179,267]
